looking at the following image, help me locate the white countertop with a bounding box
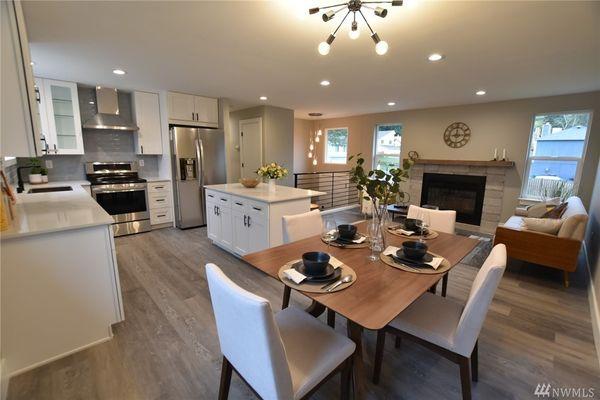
[24,180,90,188]
[204,183,325,203]
[143,177,171,182]
[1,182,113,241]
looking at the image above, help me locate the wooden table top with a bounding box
[243,221,478,330]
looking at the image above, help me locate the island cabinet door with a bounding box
[231,208,250,256]
[218,206,233,250]
[206,197,220,242]
[247,203,269,253]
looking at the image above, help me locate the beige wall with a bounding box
[228,105,295,186]
[295,91,600,221]
[585,158,600,353]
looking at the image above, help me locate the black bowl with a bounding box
[402,241,428,260]
[338,224,357,240]
[403,218,421,231]
[302,252,331,275]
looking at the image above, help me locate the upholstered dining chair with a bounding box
[372,244,507,400]
[206,263,355,400]
[282,209,323,243]
[407,204,457,296]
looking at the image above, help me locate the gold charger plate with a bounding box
[379,251,451,274]
[278,260,357,293]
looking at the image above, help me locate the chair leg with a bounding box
[282,286,291,309]
[458,356,472,400]
[428,284,437,294]
[394,335,402,349]
[563,270,570,288]
[441,273,448,297]
[340,358,352,400]
[327,309,336,328]
[218,356,233,400]
[471,341,478,382]
[373,330,386,384]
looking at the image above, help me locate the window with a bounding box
[2,157,16,167]
[324,127,348,164]
[521,111,592,200]
[373,124,402,172]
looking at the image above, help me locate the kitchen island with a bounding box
[204,183,325,256]
[1,183,124,378]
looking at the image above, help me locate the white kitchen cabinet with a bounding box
[204,186,318,257]
[1,0,42,157]
[133,91,163,155]
[148,181,173,227]
[37,78,84,155]
[168,91,219,128]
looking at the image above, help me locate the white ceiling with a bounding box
[23,0,600,119]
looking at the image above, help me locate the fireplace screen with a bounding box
[420,173,487,225]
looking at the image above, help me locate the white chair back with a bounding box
[453,244,507,356]
[407,205,457,234]
[282,209,323,243]
[205,264,294,399]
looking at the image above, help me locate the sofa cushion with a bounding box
[523,217,563,234]
[558,214,588,241]
[526,203,548,218]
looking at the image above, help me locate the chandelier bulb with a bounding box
[308,152,313,158]
[317,129,322,136]
[312,158,318,166]
[318,41,331,55]
[315,136,320,143]
[309,143,314,151]
[375,40,389,55]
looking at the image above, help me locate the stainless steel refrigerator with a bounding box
[170,126,226,228]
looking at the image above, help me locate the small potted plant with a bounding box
[28,158,43,184]
[40,167,49,183]
[256,162,289,192]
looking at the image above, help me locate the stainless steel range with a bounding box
[86,161,151,236]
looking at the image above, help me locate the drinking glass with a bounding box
[322,217,338,252]
[416,211,430,243]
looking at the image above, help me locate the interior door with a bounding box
[239,117,262,178]
[168,92,195,122]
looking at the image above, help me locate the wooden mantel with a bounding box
[409,159,515,167]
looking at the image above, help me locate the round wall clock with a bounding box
[443,122,471,148]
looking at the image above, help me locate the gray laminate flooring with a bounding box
[7,224,599,400]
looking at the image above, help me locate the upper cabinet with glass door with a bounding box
[37,78,84,155]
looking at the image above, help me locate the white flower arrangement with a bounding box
[256,162,289,180]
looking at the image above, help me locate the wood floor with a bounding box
[7,225,599,400]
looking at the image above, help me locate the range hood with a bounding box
[82,86,139,131]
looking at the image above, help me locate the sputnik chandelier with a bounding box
[309,0,403,56]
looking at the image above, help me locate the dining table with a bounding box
[242,220,479,399]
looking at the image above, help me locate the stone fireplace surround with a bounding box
[406,159,514,234]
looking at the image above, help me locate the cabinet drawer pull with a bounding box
[208,194,214,198]
[247,216,251,227]
[154,186,164,190]
[220,198,228,202]
[252,206,262,211]
[235,202,243,206]
[157,214,166,218]
[156,198,165,202]
[243,215,247,227]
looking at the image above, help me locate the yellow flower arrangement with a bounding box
[256,162,289,180]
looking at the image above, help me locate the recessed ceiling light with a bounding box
[476,90,486,96]
[259,96,268,101]
[30,61,35,66]
[387,102,396,106]
[112,69,126,75]
[320,80,331,86]
[428,53,444,62]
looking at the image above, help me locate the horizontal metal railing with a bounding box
[294,170,360,210]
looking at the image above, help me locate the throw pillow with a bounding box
[542,202,568,219]
[526,203,548,218]
[522,217,563,235]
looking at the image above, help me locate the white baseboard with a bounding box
[583,242,600,370]
[6,336,112,380]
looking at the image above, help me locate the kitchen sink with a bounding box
[27,186,73,194]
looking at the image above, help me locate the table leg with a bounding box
[305,301,326,317]
[347,320,365,399]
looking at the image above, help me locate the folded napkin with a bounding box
[283,256,344,284]
[398,229,415,236]
[383,246,444,270]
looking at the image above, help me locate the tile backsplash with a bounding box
[17,129,162,182]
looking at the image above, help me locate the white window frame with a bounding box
[3,157,17,167]
[521,110,593,200]
[324,127,349,165]
[372,123,402,171]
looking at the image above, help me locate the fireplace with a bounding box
[420,173,487,225]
